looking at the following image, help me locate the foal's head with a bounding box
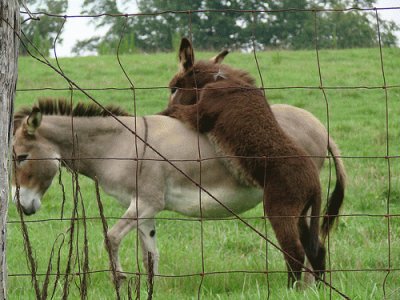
[168,38,255,106]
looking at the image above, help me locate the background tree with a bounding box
[20,0,68,56]
[73,0,131,55]
[73,0,398,54]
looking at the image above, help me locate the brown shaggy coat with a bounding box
[161,38,326,285]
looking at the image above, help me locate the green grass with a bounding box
[8,47,400,299]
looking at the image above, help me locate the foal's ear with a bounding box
[179,37,195,71]
[25,107,42,135]
[210,49,229,64]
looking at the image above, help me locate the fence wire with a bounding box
[2,5,399,300]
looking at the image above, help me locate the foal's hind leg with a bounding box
[298,216,326,282]
[265,199,305,287]
[299,210,317,286]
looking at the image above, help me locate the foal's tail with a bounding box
[309,189,322,256]
[300,188,326,278]
[321,136,347,238]
[299,191,325,279]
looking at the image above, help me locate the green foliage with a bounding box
[20,0,68,57]
[171,31,181,52]
[73,0,398,55]
[72,0,137,55]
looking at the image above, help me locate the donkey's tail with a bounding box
[321,136,347,238]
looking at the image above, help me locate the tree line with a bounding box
[21,0,399,56]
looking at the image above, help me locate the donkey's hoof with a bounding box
[115,272,128,285]
[110,271,127,287]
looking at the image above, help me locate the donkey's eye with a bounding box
[16,154,29,163]
[170,87,177,94]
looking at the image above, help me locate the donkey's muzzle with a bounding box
[11,186,42,216]
[22,207,36,216]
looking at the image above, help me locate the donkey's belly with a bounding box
[164,185,263,218]
[207,134,259,187]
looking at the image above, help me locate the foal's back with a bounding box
[198,74,321,193]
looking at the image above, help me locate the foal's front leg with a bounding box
[161,104,203,131]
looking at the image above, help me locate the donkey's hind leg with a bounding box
[265,198,305,287]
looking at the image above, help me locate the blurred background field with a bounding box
[7,47,400,299]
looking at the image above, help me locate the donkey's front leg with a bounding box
[106,207,136,283]
[106,200,158,284]
[138,218,159,274]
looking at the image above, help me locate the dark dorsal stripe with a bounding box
[14,98,131,133]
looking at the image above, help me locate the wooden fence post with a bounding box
[0,0,20,298]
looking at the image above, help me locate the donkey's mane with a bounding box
[14,98,131,132]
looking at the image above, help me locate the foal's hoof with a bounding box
[303,271,315,286]
[293,279,309,290]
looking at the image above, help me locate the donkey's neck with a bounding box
[38,115,139,179]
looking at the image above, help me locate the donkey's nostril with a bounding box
[22,205,36,216]
[21,198,41,216]
[23,209,35,216]
[14,187,42,216]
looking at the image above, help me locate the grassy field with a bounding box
[7,47,400,299]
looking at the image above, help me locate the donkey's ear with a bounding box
[179,37,195,71]
[210,49,229,64]
[25,107,42,135]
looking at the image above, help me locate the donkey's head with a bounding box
[12,108,60,215]
[168,38,256,106]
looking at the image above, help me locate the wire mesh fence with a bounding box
[2,4,400,299]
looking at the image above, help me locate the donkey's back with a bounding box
[141,115,263,218]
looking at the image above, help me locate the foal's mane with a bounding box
[14,98,130,132]
[196,60,256,86]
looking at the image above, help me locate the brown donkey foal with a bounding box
[161,38,326,286]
